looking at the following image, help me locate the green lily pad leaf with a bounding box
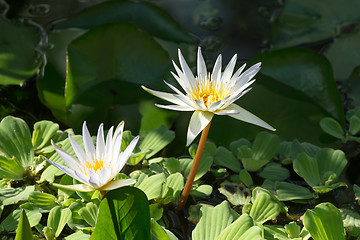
[192,201,234,240]
[219,181,251,206]
[303,202,346,240]
[0,18,41,85]
[151,219,170,240]
[0,155,25,180]
[56,0,191,43]
[1,203,42,231]
[275,182,314,201]
[253,48,344,122]
[0,186,35,206]
[252,132,280,162]
[15,210,33,240]
[293,148,347,193]
[28,191,57,212]
[271,0,360,49]
[47,206,72,238]
[249,191,282,224]
[229,138,251,157]
[164,157,181,174]
[325,28,360,80]
[258,163,290,181]
[78,202,98,227]
[65,22,171,130]
[217,214,261,240]
[279,139,320,164]
[64,230,90,240]
[340,208,360,236]
[37,29,85,124]
[320,117,344,139]
[238,146,268,172]
[180,155,213,182]
[0,116,34,168]
[91,187,150,240]
[190,184,213,198]
[349,115,360,135]
[285,222,301,238]
[32,120,59,152]
[149,203,163,222]
[214,146,241,172]
[139,101,178,135]
[139,125,175,160]
[161,172,184,202]
[135,173,166,200]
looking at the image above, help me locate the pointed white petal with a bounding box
[163,80,197,108]
[96,123,106,160]
[88,171,101,189]
[172,61,193,91]
[45,157,85,183]
[51,140,82,172]
[105,126,114,158]
[51,182,95,192]
[211,54,222,83]
[155,104,194,111]
[74,170,91,185]
[221,54,237,84]
[187,111,214,146]
[231,79,256,99]
[194,100,208,111]
[100,179,136,191]
[111,122,124,161]
[178,49,196,89]
[82,122,96,157]
[197,47,207,79]
[225,103,275,131]
[141,85,185,106]
[68,135,86,163]
[221,88,252,109]
[234,62,261,88]
[214,109,240,115]
[231,63,246,80]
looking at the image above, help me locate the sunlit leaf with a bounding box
[32,120,59,151]
[15,210,33,240]
[135,173,166,200]
[78,202,98,227]
[217,214,261,240]
[1,203,42,231]
[249,191,281,224]
[0,155,25,180]
[47,206,72,238]
[28,191,57,212]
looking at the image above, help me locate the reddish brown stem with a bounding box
[178,121,212,211]
[100,190,106,199]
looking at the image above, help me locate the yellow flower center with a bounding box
[190,77,231,108]
[84,157,106,174]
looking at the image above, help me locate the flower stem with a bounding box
[100,190,106,199]
[178,121,212,211]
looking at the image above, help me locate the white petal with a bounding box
[82,122,96,158]
[172,61,193,91]
[220,88,252,110]
[225,103,275,131]
[178,49,196,89]
[155,104,194,111]
[105,126,114,158]
[74,170,91,185]
[88,171,101,189]
[163,80,197,108]
[197,47,207,80]
[187,111,214,146]
[208,100,223,112]
[51,182,95,192]
[234,62,261,88]
[194,100,208,111]
[96,123,106,160]
[51,140,82,172]
[211,54,222,83]
[111,122,124,161]
[100,179,136,191]
[221,54,237,84]
[142,85,185,106]
[115,136,140,175]
[68,135,86,163]
[214,109,240,115]
[45,157,85,183]
[231,63,246,80]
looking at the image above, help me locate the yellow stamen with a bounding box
[84,157,106,175]
[190,77,231,108]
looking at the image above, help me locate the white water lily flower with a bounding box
[142,47,275,146]
[45,121,139,192]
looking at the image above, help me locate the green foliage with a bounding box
[303,202,346,240]
[293,149,347,193]
[91,187,151,240]
[44,206,72,239]
[15,210,33,240]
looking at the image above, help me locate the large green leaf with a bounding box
[214,146,241,172]
[192,201,234,240]
[0,18,41,85]
[0,186,35,206]
[65,22,171,130]
[293,148,347,193]
[217,214,261,240]
[78,202,98,227]
[46,206,72,238]
[135,173,166,200]
[0,155,25,180]
[271,0,360,49]
[249,192,281,224]
[252,48,344,122]
[15,210,33,240]
[28,191,57,212]
[275,182,314,201]
[1,203,42,232]
[303,202,346,240]
[0,116,34,167]
[56,0,192,43]
[91,187,150,240]
[32,120,59,152]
